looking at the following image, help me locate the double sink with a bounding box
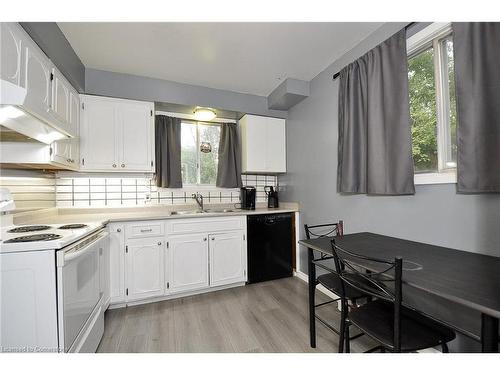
[170,208,237,216]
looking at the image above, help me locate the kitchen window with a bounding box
[407,23,457,185]
[181,121,221,186]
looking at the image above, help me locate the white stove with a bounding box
[1,220,108,353]
[0,222,104,253]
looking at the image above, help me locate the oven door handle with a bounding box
[59,231,109,266]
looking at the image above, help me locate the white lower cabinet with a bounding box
[109,224,126,304]
[209,232,247,287]
[167,234,209,294]
[108,216,247,307]
[126,237,165,302]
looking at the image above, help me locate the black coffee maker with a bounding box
[264,186,279,208]
[240,186,256,210]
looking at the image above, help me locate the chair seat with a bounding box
[317,273,366,300]
[349,300,456,352]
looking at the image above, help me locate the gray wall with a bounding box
[86,68,287,119]
[280,22,500,351]
[20,22,85,92]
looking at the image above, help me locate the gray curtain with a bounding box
[216,123,242,188]
[155,115,182,188]
[453,23,500,193]
[337,29,415,195]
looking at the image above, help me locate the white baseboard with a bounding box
[294,271,340,300]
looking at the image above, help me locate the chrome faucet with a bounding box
[191,193,204,211]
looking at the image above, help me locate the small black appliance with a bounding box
[264,186,279,208]
[240,186,256,210]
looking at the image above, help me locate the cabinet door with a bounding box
[241,115,267,173]
[80,97,118,171]
[23,40,52,120]
[51,137,79,169]
[209,231,246,287]
[68,89,80,137]
[99,235,111,309]
[117,101,153,171]
[265,117,286,173]
[126,237,165,301]
[0,23,23,86]
[109,224,126,304]
[50,68,70,131]
[168,235,209,294]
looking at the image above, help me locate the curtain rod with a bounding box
[155,110,237,124]
[332,23,414,81]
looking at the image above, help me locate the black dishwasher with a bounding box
[247,213,293,283]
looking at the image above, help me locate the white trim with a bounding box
[294,212,301,273]
[414,171,456,185]
[155,110,237,124]
[407,22,452,55]
[294,271,340,300]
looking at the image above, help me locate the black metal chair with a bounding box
[330,239,456,353]
[304,221,366,352]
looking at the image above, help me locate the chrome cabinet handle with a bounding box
[203,237,207,241]
[117,228,121,233]
[140,228,153,232]
[211,237,215,241]
[112,164,117,168]
[121,164,125,168]
[158,242,162,246]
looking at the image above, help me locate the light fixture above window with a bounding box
[193,107,216,121]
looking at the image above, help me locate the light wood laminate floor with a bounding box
[97,277,375,353]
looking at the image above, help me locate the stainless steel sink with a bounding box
[204,209,235,213]
[169,209,236,215]
[170,210,204,215]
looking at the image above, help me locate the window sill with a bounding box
[414,171,456,185]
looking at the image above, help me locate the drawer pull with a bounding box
[158,242,162,246]
[117,228,121,233]
[140,228,153,232]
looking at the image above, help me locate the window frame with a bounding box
[180,119,222,187]
[407,23,457,185]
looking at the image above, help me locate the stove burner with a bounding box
[4,233,62,243]
[8,225,52,233]
[58,224,88,230]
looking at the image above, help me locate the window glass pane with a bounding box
[199,124,220,185]
[408,47,438,173]
[444,38,457,168]
[181,122,197,185]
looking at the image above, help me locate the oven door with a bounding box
[56,230,108,352]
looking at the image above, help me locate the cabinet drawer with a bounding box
[166,216,245,235]
[125,221,164,239]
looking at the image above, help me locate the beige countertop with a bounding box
[14,202,299,226]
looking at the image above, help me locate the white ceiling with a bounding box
[58,22,383,96]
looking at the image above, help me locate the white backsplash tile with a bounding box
[54,174,279,207]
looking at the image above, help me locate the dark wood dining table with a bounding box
[299,232,500,353]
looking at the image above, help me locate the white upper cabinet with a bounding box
[80,96,117,170]
[117,101,153,171]
[239,114,286,173]
[68,89,80,137]
[23,38,53,121]
[1,23,79,138]
[51,137,79,169]
[1,23,23,86]
[80,95,155,172]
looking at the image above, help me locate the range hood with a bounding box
[0,79,69,144]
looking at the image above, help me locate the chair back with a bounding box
[330,239,404,351]
[304,220,343,239]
